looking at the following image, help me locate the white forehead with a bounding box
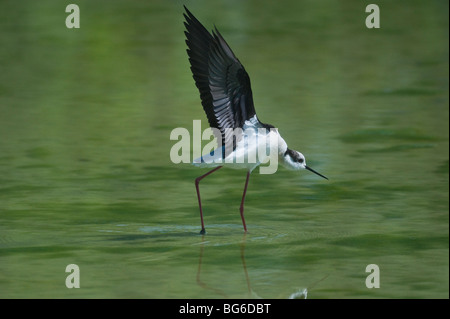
[297,151,306,165]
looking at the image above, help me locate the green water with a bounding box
[0,0,448,299]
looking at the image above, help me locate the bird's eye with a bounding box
[298,158,304,163]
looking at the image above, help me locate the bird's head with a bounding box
[282,148,328,180]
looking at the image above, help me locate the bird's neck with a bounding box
[277,134,288,156]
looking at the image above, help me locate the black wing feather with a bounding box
[183,6,257,153]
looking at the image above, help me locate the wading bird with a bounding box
[183,6,328,234]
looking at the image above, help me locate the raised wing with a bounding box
[183,6,257,154]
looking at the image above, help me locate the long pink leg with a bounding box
[239,171,251,232]
[195,166,222,234]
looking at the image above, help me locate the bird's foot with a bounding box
[199,228,206,235]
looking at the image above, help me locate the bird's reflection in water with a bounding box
[196,236,229,298]
[196,234,254,298]
[288,288,308,299]
[196,234,329,299]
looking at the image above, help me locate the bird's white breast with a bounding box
[193,115,288,173]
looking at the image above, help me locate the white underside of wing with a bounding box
[193,115,286,172]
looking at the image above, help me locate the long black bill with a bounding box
[305,166,328,180]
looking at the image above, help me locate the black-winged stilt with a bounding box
[183,6,328,234]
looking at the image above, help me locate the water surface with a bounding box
[0,0,448,298]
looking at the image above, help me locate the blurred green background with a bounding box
[0,0,448,298]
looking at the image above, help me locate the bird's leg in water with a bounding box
[195,166,223,234]
[239,171,251,232]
